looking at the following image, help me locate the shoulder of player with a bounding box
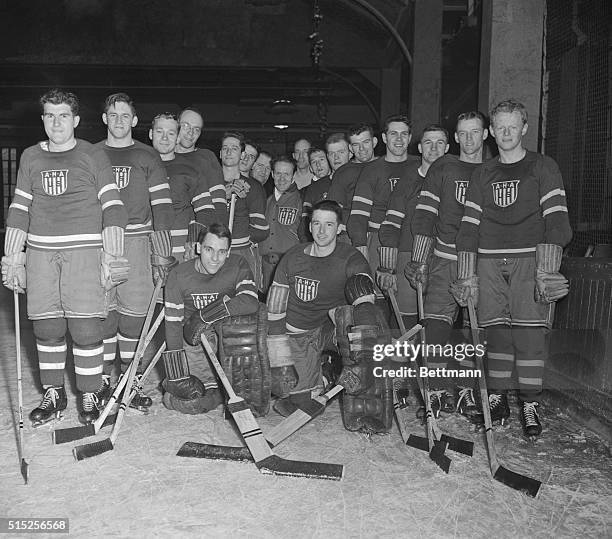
[527,151,559,173]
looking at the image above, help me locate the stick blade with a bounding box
[429,440,451,474]
[440,434,474,457]
[52,424,95,445]
[406,434,429,452]
[265,408,319,447]
[20,459,29,485]
[257,455,344,481]
[73,438,114,461]
[494,465,542,498]
[177,442,254,462]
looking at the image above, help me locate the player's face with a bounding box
[199,233,230,275]
[310,209,339,248]
[150,118,178,156]
[326,141,351,172]
[309,151,330,179]
[220,137,242,167]
[251,154,272,184]
[177,110,203,151]
[293,139,311,169]
[490,111,528,153]
[455,118,487,156]
[103,102,136,140]
[419,130,449,165]
[239,144,258,174]
[382,122,411,158]
[42,103,79,148]
[273,161,295,193]
[349,131,377,163]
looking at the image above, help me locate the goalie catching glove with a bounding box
[100,226,129,291]
[535,243,569,303]
[150,230,177,286]
[183,295,231,345]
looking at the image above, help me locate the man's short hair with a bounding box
[198,222,232,245]
[490,99,528,126]
[382,114,412,134]
[40,89,79,116]
[347,123,375,139]
[258,149,273,161]
[456,111,487,130]
[179,106,204,122]
[271,155,296,173]
[311,199,343,224]
[293,137,312,150]
[151,112,179,129]
[308,146,327,160]
[325,132,348,150]
[421,123,449,142]
[104,92,136,115]
[222,131,246,152]
[244,139,260,156]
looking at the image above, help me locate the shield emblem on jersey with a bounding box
[455,180,469,205]
[41,169,68,196]
[113,166,132,189]
[388,177,399,191]
[191,292,219,310]
[278,207,298,225]
[492,180,520,207]
[294,276,320,302]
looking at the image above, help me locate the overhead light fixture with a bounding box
[274,124,289,130]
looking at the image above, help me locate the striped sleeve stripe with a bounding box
[14,188,33,200]
[350,209,370,217]
[464,200,481,212]
[210,185,226,193]
[165,315,184,322]
[540,188,566,204]
[98,183,120,198]
[353,196,372,204]
[237,289,259,299]
[382,220,401,229]
[369,221,380,229]
[251,223,269,230]
[415,203,438,215]
[542,206,568,217]
[37,343,68,353]
[268,312,286,321]
[387,209,405,219]
[9,202,29,212]
[249,213,266,219]
[28,233,102,244]
[212,197,227,204]
[192,192,211,203]
[461,216,480,226]
[151,198,172,206]
[127,221,152,230]
[72,346,104,357]
[421,191,440,202]
[164,301,184,310]
[149,183,171,192]
[101,199,124,210]
[237,279,256,287]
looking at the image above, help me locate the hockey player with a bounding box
[292,138,315,190]
[149,112,215,262]
[95,93,175,410]
[175,107,227,230]
[162,223,259,414]
[1,89,128,425]
[239,139,259,177]
[405,112,487,419]
[377,124,449,329]
[454,99,572,438]
[220,131,269,286]
[259,156,302,294]
[267,199,371,416]
[327,123,378,241]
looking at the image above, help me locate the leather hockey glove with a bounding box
[100,226,129,291]
[405,234,435,292]
[450,251,478,307]
[184,221,207,261]
[2,227,27,293]
[183,296,230,346]
[161,349,206,400]
[376,246,397,294]
[150,230,177,286]
[535,243,569,303]
[225,179,250,200]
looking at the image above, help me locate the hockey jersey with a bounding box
[327,160,367,234]
[299,175,331,242]
[8,139,127,251]
[226,175,269,248]
[456,151,573,257]
[259,184,302,256]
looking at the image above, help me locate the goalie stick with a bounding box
[467,299,541,497]
[13,287,29,484]
[73,282,163,461]
[389,289,473,467]
[200,333,344,480]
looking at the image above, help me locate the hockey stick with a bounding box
[228,192,237,233]
[467,299,541,497]
[389,290,472,460]
[201,334,344,480]
[73,281,163,461]
[13,287,29,485]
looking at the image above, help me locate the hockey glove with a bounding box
[376,245,397,294]
[535,243,569,303]
[183,297,230,346]
[184,222,207,261]
[450,251,478,307]
[1,252,26,293]
[225,179,250,200]
[100,252,130,291]
[405,235,435,292]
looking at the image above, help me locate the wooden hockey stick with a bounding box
[13,288,29,484]
[389,290,473,460]
[228,192,237,233]
[201,334,344,480]
[467,299,541,497]
[73,281,163,461]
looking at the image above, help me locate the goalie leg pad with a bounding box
[341,375,394,434]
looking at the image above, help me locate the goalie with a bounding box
[162,222,268,415]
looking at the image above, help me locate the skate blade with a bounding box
[128,404,150,414]
[32,412,64,429]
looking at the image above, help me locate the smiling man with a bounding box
[267,199,371,416]
[162,223,259,414]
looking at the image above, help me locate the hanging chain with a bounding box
[309,0,327,140]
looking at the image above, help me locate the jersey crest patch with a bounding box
[191,292,219,310]
[41,169,68,196]
[294,276,320,302]
[492,180,520,207]
[388,177,399,191]
[454,180,469,205]
[113,166,132,189]
[277,207,298,225]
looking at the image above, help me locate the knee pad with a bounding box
[33,318,67,344]
[102,310,119,339]
[68,318,103,347]
[118,314,145,340]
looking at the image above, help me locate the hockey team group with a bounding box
[1,89,572,453]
